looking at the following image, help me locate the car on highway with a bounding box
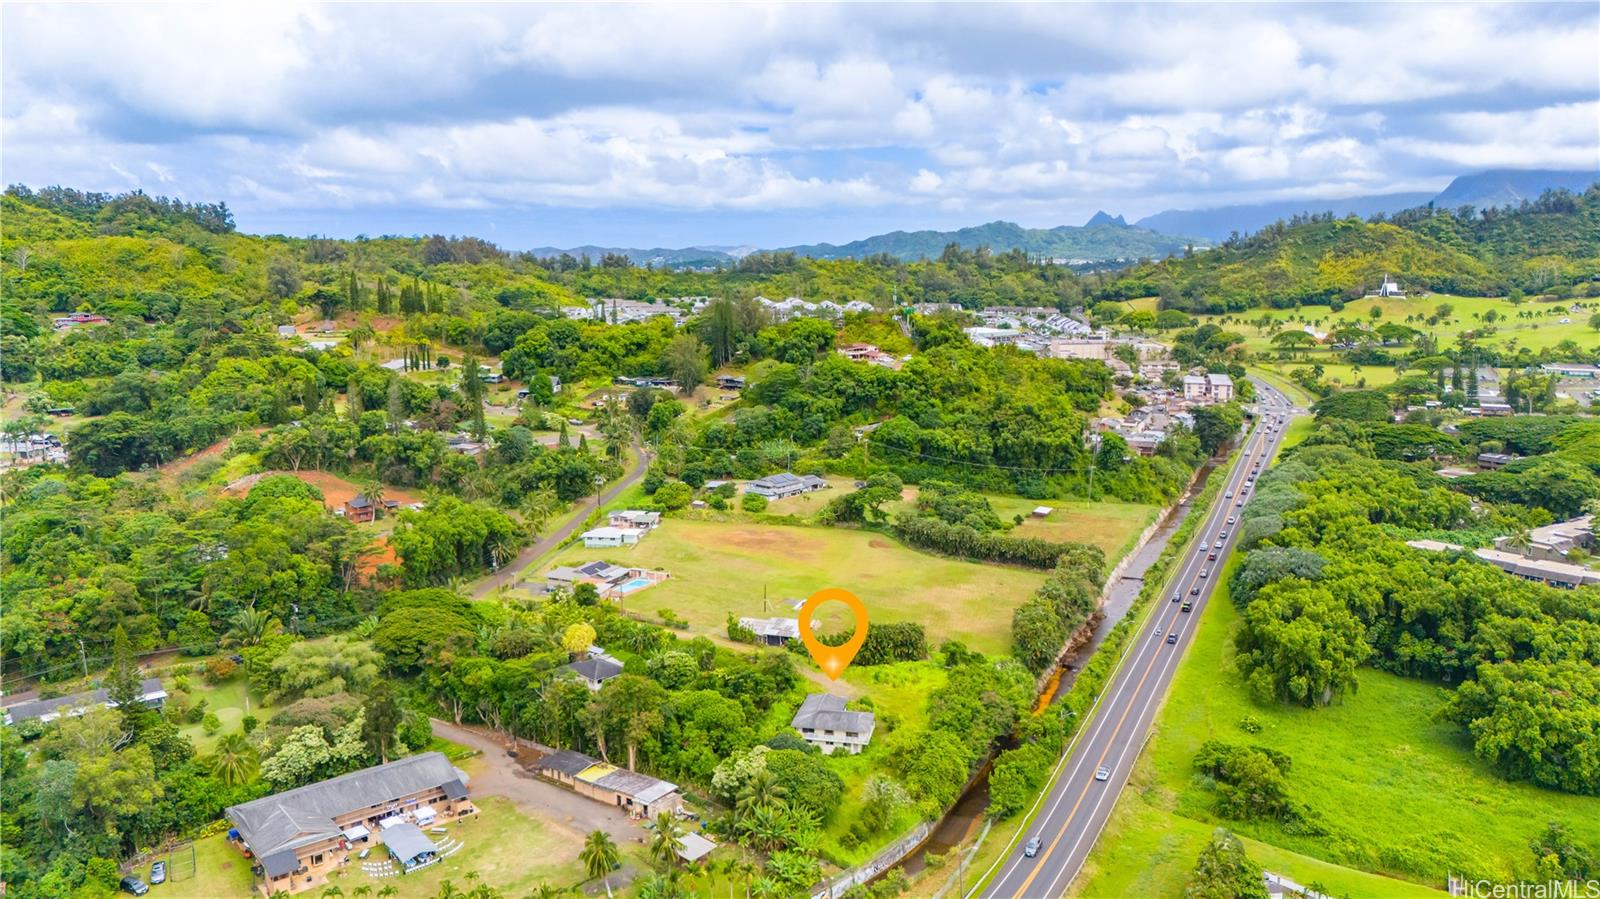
[1024,836,1042,857]
[1199,568,1209,578]
[1227,515,1236,524]
[1155,626,1163,636]
[1225,490,1234,498]
[1095,766,1110,781]
[1166,632,1178,644]
[1236,500,1245,507]
[1214,540,1223,549]
[1220,531,1230,539]
[1189,586,1200,595]
[1208,552,1217,560]
[149,861,166,885]
[1172,591,1181,603]
[1181,601,1192,612]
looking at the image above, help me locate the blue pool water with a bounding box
[617,577,654,593]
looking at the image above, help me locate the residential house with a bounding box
[51,311,109,330]
[565,655,625,691]
[277,324,299,339]
[225,753,473,896]
[791,693,875,755]
[343,495,376,523]
[534,750,683,818]
[1139,359,1181,380]
[580,526,642,549]
[2,677,167,727]
[1182,372,1234,404]
[746,472,829,499]
[1477,452,1515,469]
[837,343,903,369]
[715,374,746,391]
[1182,374,1210,401]
[738,616,800,647]
[1031,506,1054,518]
[544,560,632,592]
[609,510,662,531]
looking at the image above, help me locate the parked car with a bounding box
[1095,766,1110,781]
[1024,836,1042,857]
[149,861,166,885]
[120,877,149,896]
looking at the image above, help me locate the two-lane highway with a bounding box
[977,380,1299,898]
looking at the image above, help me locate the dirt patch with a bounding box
[718,527,824,560]
[223,469,421,512]
[869,538,894,549]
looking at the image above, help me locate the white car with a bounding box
[1094,766,1110,782]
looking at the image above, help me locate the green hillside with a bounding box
[1097,185,1600,312]
[781,218,1201,262]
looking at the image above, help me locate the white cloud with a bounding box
[1,2,1594,237]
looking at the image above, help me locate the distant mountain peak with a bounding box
[1085,211,1127,228]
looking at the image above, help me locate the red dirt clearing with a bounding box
[223,469,420,512]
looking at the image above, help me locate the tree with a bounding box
[105,625,146,737]
[580,830,621,898]
[461,352,488,439]
[362,681,404,763]
[649,811,685,870]
[562,623,597,656]
[662,334,708,394]
[207,733,260,786]
[1184,829,1268,899]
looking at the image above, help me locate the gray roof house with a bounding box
[746,472,829,499]
[226,752,470,893]
[3,677,166,726]
[565,656,625,690]
[791,693,876,755]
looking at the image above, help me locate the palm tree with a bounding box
[735,771,787,817]
[520,486,561,536]
[376,886,398,899]
[358,478,387,520]
[749,877,781,899]
[527,886,572,899]
[649,812,685,871]
[349,888,371,899]
[226,607,276,647]
[207,733,259,786]
[319,886,344,899]
[580,830,621,898]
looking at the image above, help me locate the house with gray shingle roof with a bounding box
[225,752,471,895]
[2,677,166,726]
[791,693,875,754]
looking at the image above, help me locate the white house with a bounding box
[581,526,642,548]
[1377,274,1406,298]
[791,693,875,755]
[608,510,662,531]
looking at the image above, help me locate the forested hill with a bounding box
[1095,185,1600,312]
[779,218,1201,262]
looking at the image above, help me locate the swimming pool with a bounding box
[616,577,654,594]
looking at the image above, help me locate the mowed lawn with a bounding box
[543,519,1049,655]
[985,496,1157,563]
[1077,560,1600,895]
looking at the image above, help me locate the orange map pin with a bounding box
[798,587,870,680]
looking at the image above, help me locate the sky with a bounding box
[4,2,1598,249]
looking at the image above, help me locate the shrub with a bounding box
[204,656,238,683]
[201,712,222,735]
[741,492,768,513]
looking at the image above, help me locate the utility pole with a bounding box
[78,638,89,680]
[594,473,606,512]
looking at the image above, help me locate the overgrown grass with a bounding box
[1078,558,1600,894]
[541,519,1050,654]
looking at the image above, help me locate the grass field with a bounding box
[176,674,276,755]
[1076,559,1600,895]
[542,518,1050,655]
[984,496,1157,563]
[1212,294,1597,353]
